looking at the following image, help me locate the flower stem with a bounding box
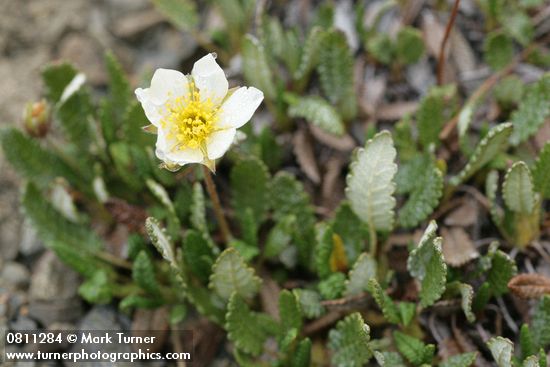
[202,166,233,243]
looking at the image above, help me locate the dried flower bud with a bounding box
[23,99,51,138]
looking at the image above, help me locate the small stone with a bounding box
[19,220,44,256]
[0,262,30,290]
[57,33,106,85]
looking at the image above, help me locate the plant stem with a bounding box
[96,251,132,270]
[368,221,377,258]
[202,166,233,243]
[437,0,461,85]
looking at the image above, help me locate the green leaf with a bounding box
[318,29,357,120]
[242,35,276,100]
[367,34,394,65]
[484,32,514,70]
[398,156,443,228]
[146,178,179,224]
[345,253,377,296]
[472,281,492,313]
[346,131,397,232]
[318,272,346,300]
[531,295,550,349]
[328,313,372,367]
[407,221,447,307]
[225,293,277,356]
[393,331,435,366]
[279,290,302,333]
[78,270,113,304]
[367,278,401,324]
[487,248,517,297]
[182,230,215,283]
[231,156,270,226]
[151,0,198,31]
[450,123,513,185]
[191,182,207,234]
[41,63,78,103]
[448,282,475,322]
[315,224,334,279]
[104,51,130,120]
[486,170,504,229]
[133,251,159,296]
[396,27,424,64]
[417,85,456,148]
[270,172,316,265]
[293,289,325,318]
[264,214,295,259]
[374,351,406,367]
[0,128,88,191]
[502,11,533,45]
[523,355,541,367]
[291,338,312,367]
[510,75,550,146]
[495,75,524,106]
[487,337,514,367]
[56,91,93,154]
[145,217,177,269]
[533,143,550,198]
[294,27,325,81]
[521,324,536,360]
[503,162,536,214]
[440,352,477,367]
[332,202,368,264]
[22,183,102,253]
[209,248,261,301]
[288,96,344,136]
[119,295,163,312]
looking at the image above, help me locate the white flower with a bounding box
[135,54,264,171]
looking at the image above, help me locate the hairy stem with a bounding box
[202,166,233,243]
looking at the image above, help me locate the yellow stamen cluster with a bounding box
[163,83,218,151]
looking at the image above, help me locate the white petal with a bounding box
[217,87,263,129]
[156,127,204,165]
[135,88,163,126]
[192,54,228,104]
[206,128,237,160]
[148,68,188,105]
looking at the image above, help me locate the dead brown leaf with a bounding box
[441,227,479,267]
[376,101,419,121]
[321,156,345,212]
[508,273,550,299]
[444,199,478,227]
[105,197,148,233]
[293,128,321,184]
[309,125,356,151]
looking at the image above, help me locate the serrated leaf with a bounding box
[152,0,198,31]
[225,293,276,356]
[393,331,435,366]
[183,229,215,283]
[345,253,377,296]
[57,90,93,154]
[318,272,346,300]
[440,352,477,367]
[293,289,325,318]
[209,248,261,301]
[509,75,550,146]
[332,202,368,264]
[503,162,536,214]
[41,63,78,103]
[288,96,345,136]
[264,214,295,259]
[0,128,88,192]
[231,156,270,226]
[531,295,550,349]
[191,182,207,233]
[242,35,276,100]
[523,355,541,367]
[101,51,130,141]
[315,224,334,278]
[294,27,325,81]
[78,270,113,305]
[367,278,401,324]
[119,294,163,312]
[146,178,179,227]
[318,29,357,120]
[407,221,447,307]
[374,351,406,367]
[487,248,518,296]
[484,32,514,70]
[487,337,514,367]
[328,313,372,367]
[133,251,160,296]
[417,85,456,148]
[279,290,302,333]
[450,123,513,185]
[396,27,424,64]
[346,131,397,232]
[533,143,550,198]
[22,183,102,253]
[291,338,312,367]
[473,282,492,313]
[398,157,443,228]
[448,282,476,323]
[145,217,176,268]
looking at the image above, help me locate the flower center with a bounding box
[163,83,218,151]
